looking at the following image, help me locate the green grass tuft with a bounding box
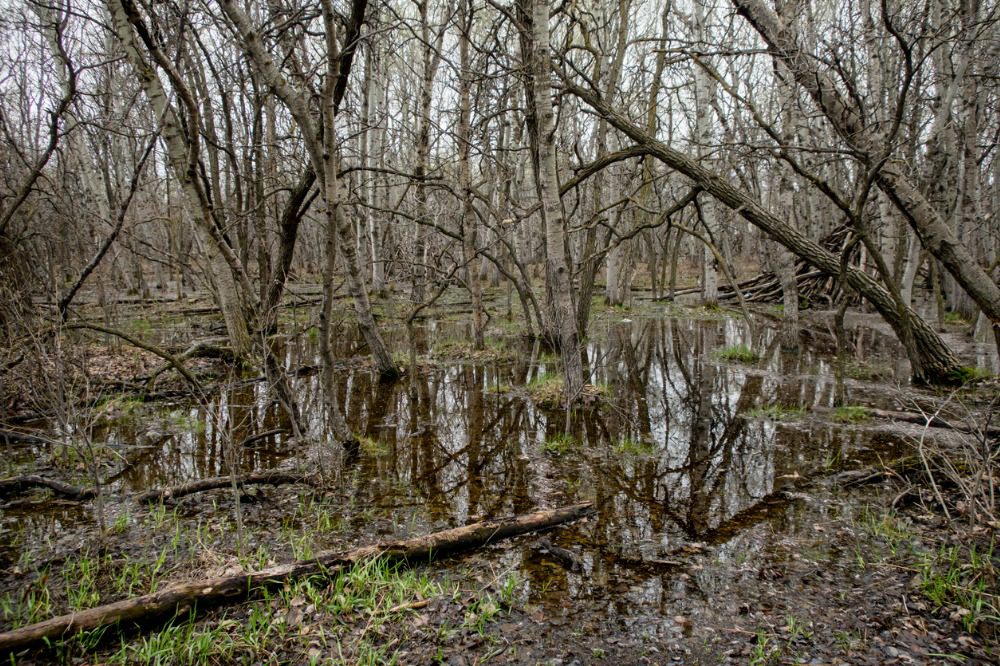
[714,344,759,363]
[542,432,577,455]
[612,437,655,456]
[832,405,870,423]
[746,404,804,421]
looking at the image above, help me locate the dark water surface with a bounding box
[1,309,986,649]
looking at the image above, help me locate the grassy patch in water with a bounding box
[542,432,578,455]
[944,311,971,326]
[746,404,804,421]
[527,372,564,407]
[661,302,733,320]
[714,344,759,363]
[612,437,654,457]
[947,365,994,385]
[845,361,893,381]
[832,405,871,423]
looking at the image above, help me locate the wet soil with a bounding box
[1,296,997,664]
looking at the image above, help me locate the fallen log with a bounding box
[862,407,1000,437]
[134,470,313,504]
[0,429,48,445]
[0,475,96,501]
[0,502,594,654]
[0,468,317,505]
[814,407,1000,437]
[238,428,288,448]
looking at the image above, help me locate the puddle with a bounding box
[1,309,990,658]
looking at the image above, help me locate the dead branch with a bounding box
[64,323,203,393]
[0,502,594,653]
[0,475,96,501]
[238,428,288,447]
[134,470,314,504]
[814,406,1000,436]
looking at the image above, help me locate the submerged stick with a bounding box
[0,468,310,505]
[814,406,1000,437]
[0,475,96,501]
[0,502,594,653]
[134,470,311,504]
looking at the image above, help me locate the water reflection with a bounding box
[0,311,968,623]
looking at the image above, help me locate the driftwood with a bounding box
[712,225,863,306]
[815,406,1000,437]
[238,428,288,447]
[0,502,594,653]
[134,470,313,504]
[863,407,1000,437]
[0,475,96,501]
[145,337,233,387]
[0,429,48,445]
[0,466,313,505]
[535,536,583,572]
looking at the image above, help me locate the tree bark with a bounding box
[0,475,96,501]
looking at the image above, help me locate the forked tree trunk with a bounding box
[109,0,256,361]
[218,0,399,379]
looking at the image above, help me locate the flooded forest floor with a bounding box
[1,287,998,665]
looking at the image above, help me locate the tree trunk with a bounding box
[217,0,399,378]
[527,0,585,401]
[458,0,485,350]
[109,0,256,361]
[692,0,720,307]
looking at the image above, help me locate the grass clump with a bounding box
[714,344,759,363]
[845,361,893,381]
[746,404,804,421]
[111,611,237,665]
[542,433,577,455]
[357,435,388,456]
[918,540,999,636]
[944,311,971,326]
[947,365,994,385]
[613,437,654,457]
[527,371,564,407]
[832,405,870,423]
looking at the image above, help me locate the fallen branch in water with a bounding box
[134,469,313,504]
[0,475,96,501]
[0,429,48,445]
[0,502,594,654]
[0,467,314,505]
[238,428,288,448]
[815,406,1000,436]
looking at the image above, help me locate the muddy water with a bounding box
[0,310,980,648]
